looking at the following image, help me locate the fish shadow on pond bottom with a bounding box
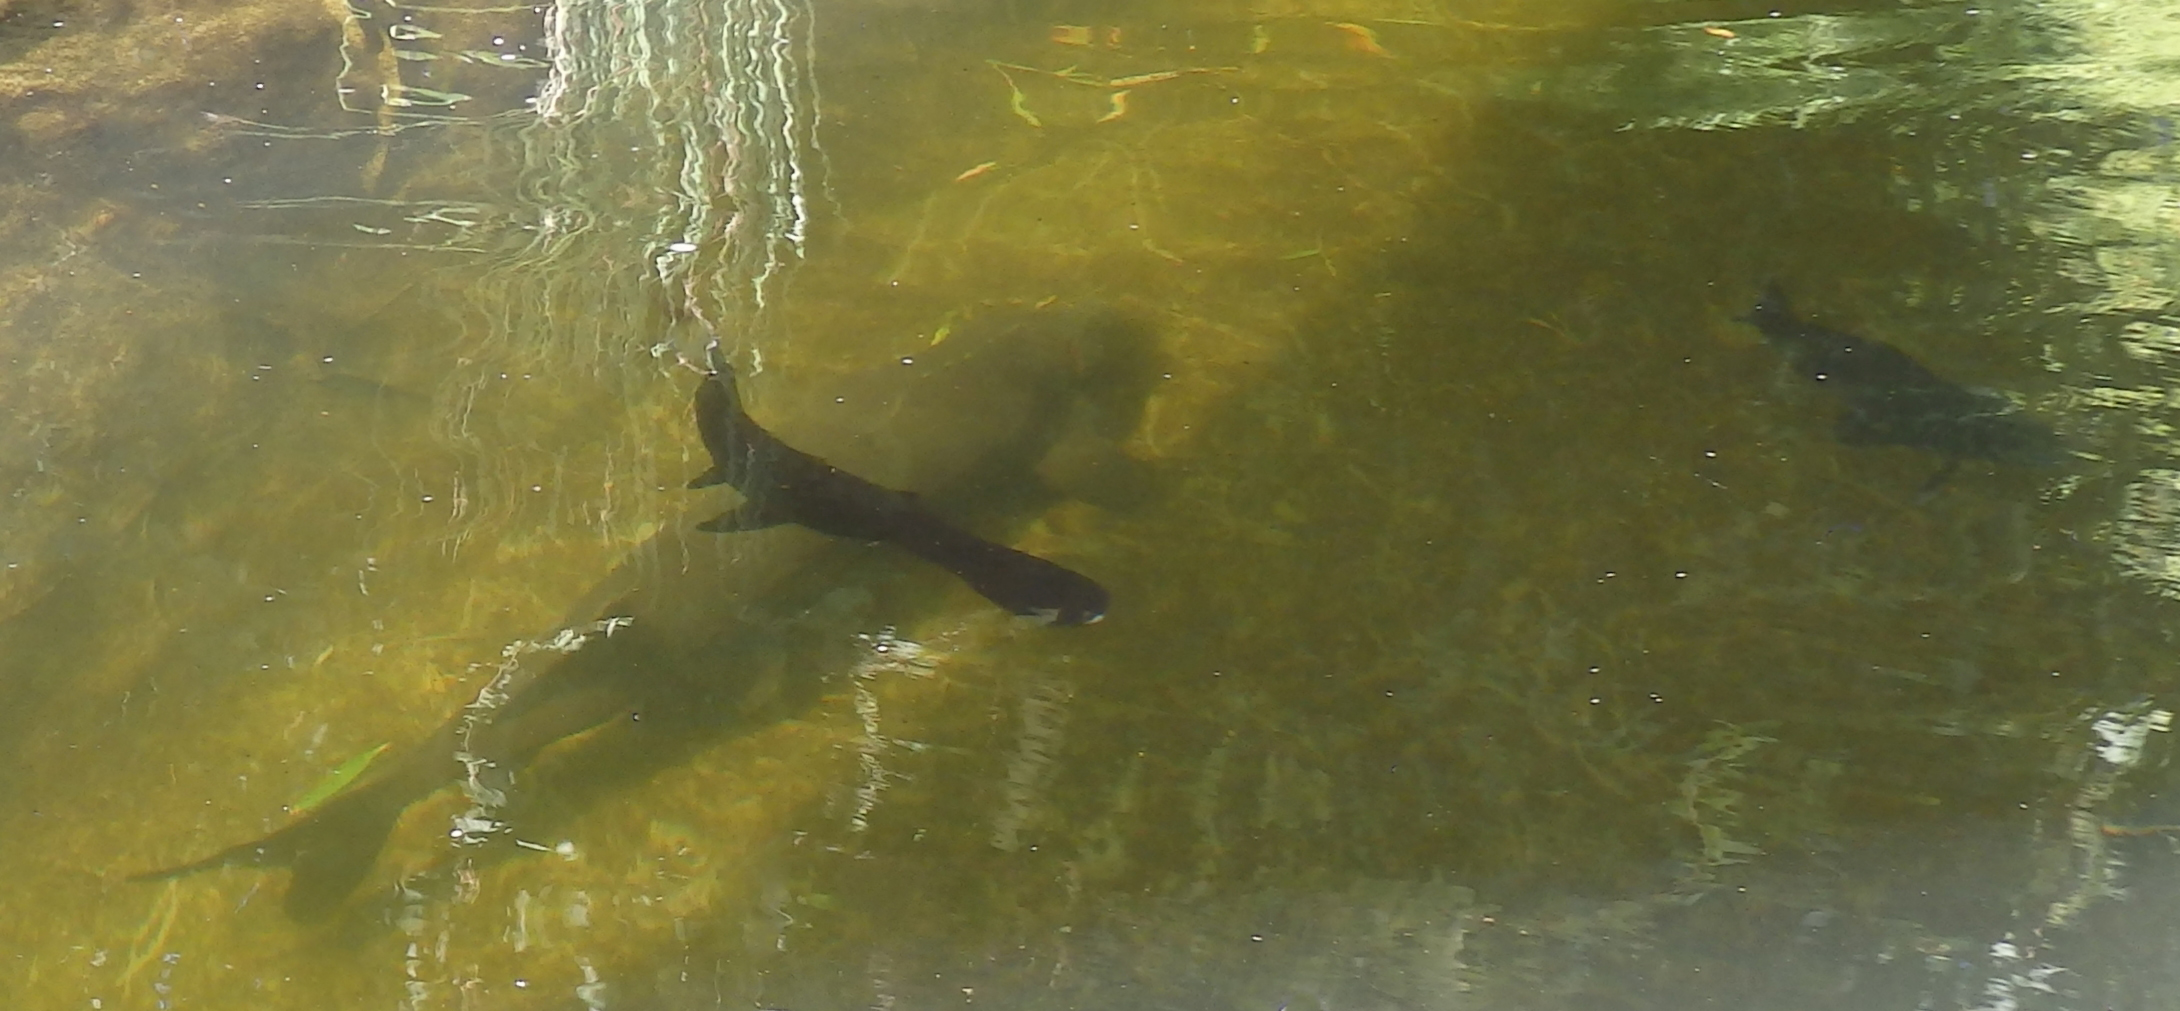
[125,302,1160,924]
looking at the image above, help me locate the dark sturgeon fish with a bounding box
[689,348,1107,626]
[1743,285,2063,483]
[129,305,1151,921]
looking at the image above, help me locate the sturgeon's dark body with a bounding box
[689,351,1107,626]
[129,305,1150,920]
[1743,285,2063,477]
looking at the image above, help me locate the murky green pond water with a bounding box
[4,0,2180,1008]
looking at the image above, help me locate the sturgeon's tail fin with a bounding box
[688,340,755,490]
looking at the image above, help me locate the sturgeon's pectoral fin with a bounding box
[687,465,731,490]
[695,502,793,533]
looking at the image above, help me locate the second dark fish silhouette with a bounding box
[1742,285,2064,485]
[689,346,1110,626]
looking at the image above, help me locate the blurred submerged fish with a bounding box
[689,347,1107,626]
[129,304,1153,921]
[1742,284,2064,485]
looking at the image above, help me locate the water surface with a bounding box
[1,1,2176,1008]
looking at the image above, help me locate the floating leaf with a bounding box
[291,742,391,815]
[381,85,471,108]
[459,50,552,69]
